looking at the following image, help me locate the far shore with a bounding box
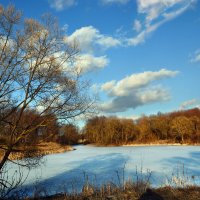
[122,143,200,147]
[86,141,200,148]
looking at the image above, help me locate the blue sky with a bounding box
[2,0,200,120]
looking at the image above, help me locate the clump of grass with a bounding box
[164,164,199,187]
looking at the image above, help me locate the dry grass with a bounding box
[37,142,74,155]
[0,142,74,160]
[25,186,200,200]
[122,140,200,147]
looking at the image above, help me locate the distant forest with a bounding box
[83,108,200,145]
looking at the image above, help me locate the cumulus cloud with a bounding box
[75,54,109,73]
[53,51,109,74]
[101,0,130,4]
[180,99,200,110]
[102,69,179,97]
[128,0,196,46]
[96,36,121,49]
[65,26,121,52]
[99,69,179,113]
[101,80,116,91]
[49,0,77,11]
[101,86,170,113]
[63,26,118,73]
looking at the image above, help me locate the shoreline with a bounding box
[0,142,75,161]
[122,143,200,147]
[87,142,200,148]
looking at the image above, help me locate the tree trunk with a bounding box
[0,149,12,170]
[181,134,184,144]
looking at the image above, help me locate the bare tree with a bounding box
[171,116,194,143]
[0,4,94,195]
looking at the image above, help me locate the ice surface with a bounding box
[6,145,200,195]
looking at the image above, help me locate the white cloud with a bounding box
[49,0,77,11]
[103,69,179,97]
[52,51,109,74]
[75,54,109,73]
[180,99,200,110]
[65,26,97,52]
[96,36,121,49]
[101,80,116,91]
[101,0,130,5]
[138,86,170,102]
[100,86,170,113]
[138,0,183,22]
[49,0,196,47]
[63,26,116,74]
[191,50,200,63]
[128,0,196,46]
[128,24,156,46]
[133,19,142,32]
[65,26,121,52]
[99,69,179,113]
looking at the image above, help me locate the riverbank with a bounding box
[0,142,74,160]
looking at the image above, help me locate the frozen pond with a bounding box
[7,145,200,195]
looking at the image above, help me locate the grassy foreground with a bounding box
[27,186,200,200]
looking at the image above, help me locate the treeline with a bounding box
[0,108,80,148]
[1,107,200,148]
[83,108,200,145]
